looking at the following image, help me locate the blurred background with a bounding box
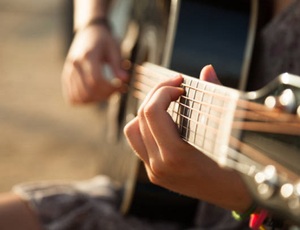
[0,0,106,191]
[0,0,251,192]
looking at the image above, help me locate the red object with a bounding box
[249,210,268,230]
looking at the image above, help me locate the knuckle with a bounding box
[123,120,135,138]
[71,94,93,105]
[67,51,92,66]
[66,57,81,69]
[81,50,94,60]
[147,170,162,186]
[67,97,80,105]
[143,103,157,119]
[148,173,160,185]
[148,159,165,183]
[70,98,84,105]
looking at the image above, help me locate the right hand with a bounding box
[61,24,128,104]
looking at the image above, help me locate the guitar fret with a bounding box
[176,76,238,162]
[194,81,205,148]
[134,63,240,166]
[192,80,200,147]
[131,63,300,224]
[170,101,180,126]
[203,84,214,153]
[179,79,190,140]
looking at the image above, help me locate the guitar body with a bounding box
[101,0,300,226]
[101,0,262,225]
[103,0,178,216]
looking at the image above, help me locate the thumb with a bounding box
[107,41,128,82]
[199,65,221,85]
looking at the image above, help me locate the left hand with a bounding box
[124,65,252,212]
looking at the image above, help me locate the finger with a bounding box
[106,40,128,82]
[83,59,121,100]
[138,75,183,114]
[199,65,221,85]
[72,60,95,102]
[144,86,185,153]
[62,60,90,104]
[137,106,160,163]
[124,117,149,165]
[137,75,184,161]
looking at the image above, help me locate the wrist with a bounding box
[75,17,111,33]
[73,0,110,32]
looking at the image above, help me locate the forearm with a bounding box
[0,193,42,230]
[73,0,112,31]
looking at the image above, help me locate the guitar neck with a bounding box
[133,62,300,177]
[133,62,241,166]
[131,62,300,225]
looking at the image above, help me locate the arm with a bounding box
[0,193,42,230]
[124,65,253,213]
[62,0,128,104]
[73,0,110,32]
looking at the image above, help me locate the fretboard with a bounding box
[132,63,300,225]
[133,62,240,165]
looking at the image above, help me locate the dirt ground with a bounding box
[0,0,112,192]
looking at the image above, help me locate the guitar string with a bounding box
[137,62,300,124]
[131,65,299,177]
[134,73,234,122]
[135,65,300,123]
[132,86,258,174]
[136,71,272,117]
[135,86,300,137]
[132,84,261,174]
[172,99,300,135]
[133,87,226,141]
[134,78,295,127]
[135,72,300,135]
[134,87,263,176]
[136,65,300,181]
[133,91,300,181]
[135,69,236,102]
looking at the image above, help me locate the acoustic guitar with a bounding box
[100,0,300,226]
[132,62,300,225]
